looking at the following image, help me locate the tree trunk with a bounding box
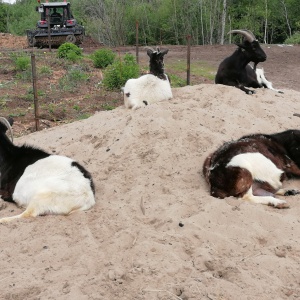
[220,0,227,45]
[281,0,292,38]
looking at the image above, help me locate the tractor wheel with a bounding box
[28,36,36,47]
[66,34,76,44]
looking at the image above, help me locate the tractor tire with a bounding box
[66,34,76,44]
[28,36,36,47]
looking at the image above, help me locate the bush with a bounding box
[57,43,83,61]
[10,53,30,71]
[15,56,30,71]
[284,32,300,44]
[102,53,139,90]
[91,48,116,68]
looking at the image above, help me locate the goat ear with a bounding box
[147,49,153,57]
[161,49,169,56]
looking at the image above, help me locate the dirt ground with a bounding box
[0,33,300,136]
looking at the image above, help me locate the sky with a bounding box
[2,0,17,3]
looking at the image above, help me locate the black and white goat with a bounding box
[203,130,300,208]
[215,29,283,94]
[0,117,95,223]
[123,48,173,110]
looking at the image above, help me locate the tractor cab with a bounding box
[36,2,76,29]
[27,1,84,47]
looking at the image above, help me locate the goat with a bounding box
[203,130,300,208]
[215,29,283,94]
[123,48,173,110]
[0,117,95,223]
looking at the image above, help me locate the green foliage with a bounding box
[59,67,89,92]
[57,43,83,61]
[3,0,300,45]
[168,74,185,88]
[39,65,53,76]
[102,53,139,90]
[10,53,30,71]
[91,48,116,68]
[15,56,30,71]
[284,32,300,44]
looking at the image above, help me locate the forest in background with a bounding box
[0,0,299,46]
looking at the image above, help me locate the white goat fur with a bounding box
[227,152,287,207]
[123,74,173,110]
[0,155,95,223]
[255,67,283,93]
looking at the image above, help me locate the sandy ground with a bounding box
[1,83,300,300]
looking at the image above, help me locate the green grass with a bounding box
[168,60,215,81]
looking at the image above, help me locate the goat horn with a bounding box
[228,30,256,42]
[0,117,13,143]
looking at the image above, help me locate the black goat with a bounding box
[0,117,95,223]
[215,29,282,94]
[203,130,300,208]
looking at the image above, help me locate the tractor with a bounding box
[26,1,85,48]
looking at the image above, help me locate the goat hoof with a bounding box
[247,90,255,95]
[278,90,284,94]
[284,189,300,196]
[274,202,290,209]
[269,202,290,209]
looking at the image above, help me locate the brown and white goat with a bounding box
[203,130,300,208]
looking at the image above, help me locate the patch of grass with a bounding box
[15,69,32,82]
[39,65,53,76]
[168,60,215,81]
[8,111,26,117]
[101,103,115,110]
[169,74,186,87]
[77,113,91,120]
[58,67,89,92]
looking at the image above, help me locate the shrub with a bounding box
[102,53,139,90]
[15,56,30,71]
[91,48,116,68]
[10,53,30,71]
[57,43,83,60]
[284,32,300,44]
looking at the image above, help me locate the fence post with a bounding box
[47,10,52,52]
[136,21,139,64]
[186,35,191,85]
[31,53,40,131]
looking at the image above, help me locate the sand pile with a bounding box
[1,84,300,300]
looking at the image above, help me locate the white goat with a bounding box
[123,48,172,110]
[0,117,95,223]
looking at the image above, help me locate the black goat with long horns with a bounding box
[215,29,282,94]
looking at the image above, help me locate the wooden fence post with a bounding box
[31,53,40,131]
[186,35,191,85]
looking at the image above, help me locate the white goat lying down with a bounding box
[123,48,173,110]
[0,117,95,223]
